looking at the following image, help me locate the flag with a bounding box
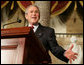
[17,1,34,12]
[51,1,72,17]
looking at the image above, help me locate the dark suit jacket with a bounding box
[35,23,69,63]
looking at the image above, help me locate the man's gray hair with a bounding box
[25,4,40,15]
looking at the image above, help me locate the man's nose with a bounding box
[32,12,36,16]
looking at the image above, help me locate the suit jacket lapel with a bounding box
[35,23,43,38]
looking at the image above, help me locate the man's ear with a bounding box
[25,14,27,19]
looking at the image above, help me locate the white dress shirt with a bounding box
[29,24,39,32]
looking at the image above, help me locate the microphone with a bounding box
[3,19,22,29]
[17,19,22,23]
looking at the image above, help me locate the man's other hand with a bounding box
[64,44,78,64]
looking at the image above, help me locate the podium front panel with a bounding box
[1,38,26,64]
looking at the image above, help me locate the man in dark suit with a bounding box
[25,5,78,64]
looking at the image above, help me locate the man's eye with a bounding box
[35,11,39,13]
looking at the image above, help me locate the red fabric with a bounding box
[51,1,69,14]
[1,1,7,5]
[50,1,56,8]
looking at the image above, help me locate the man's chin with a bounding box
[31,21,38,25]
[31,21,38,23]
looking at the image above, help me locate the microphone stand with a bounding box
[3,20,21,29]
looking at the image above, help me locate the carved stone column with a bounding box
[35,1,50,26]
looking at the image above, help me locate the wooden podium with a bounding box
[1,27,51,64]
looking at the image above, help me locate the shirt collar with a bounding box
[28,23,39,32]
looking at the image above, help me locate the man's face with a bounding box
[25,6,40,25]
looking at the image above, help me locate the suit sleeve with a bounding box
[47,28,69,63]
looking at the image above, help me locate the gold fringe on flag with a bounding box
[79,1,83,7]
[11,1,14,10]
[1,1,9,9]
[74,1,77,11]
[51,1,58,12]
